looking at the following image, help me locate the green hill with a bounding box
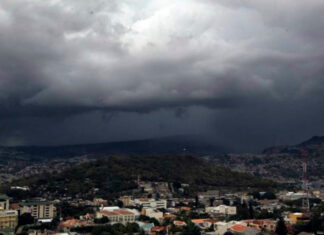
[6,155,277,199]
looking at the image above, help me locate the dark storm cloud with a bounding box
[1,0,324,149]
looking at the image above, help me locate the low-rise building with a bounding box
[280,192,306,201]
[0,195,10,211]
[133,198,167,209]
[60,219,94,229]
[191,219,212,230]
[93,198,108,206]
[173,220,186,227]
[230,224,260,235]
[96,209,135,225]
[143,208,163,220]
[243,219,276,232]
[119,196,132,207]
[287,212,310,224]
[206,205,237,216]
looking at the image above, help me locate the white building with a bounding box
[144,208,163,220]
[206,205,237,216]
[281,192,306,201]
[132,198,167,209]
[96,209,135,225]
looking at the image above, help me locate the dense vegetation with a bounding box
[6,155,277,199]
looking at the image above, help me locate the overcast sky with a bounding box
[1,0,324,151]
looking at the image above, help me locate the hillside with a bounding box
[262,135,324,154]
[0,135,228,164]
[211,136,324,183]
[5,155,277,199]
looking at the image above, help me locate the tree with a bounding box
[18,213,35,226]
[263,192,276,200]
[248,201,254,219]
[149,218,160,226]
[117,200,124,208]
[181,221,201,235]
[310,212,323,233]
[94,216,109,224]
[138,215,150,222]
[125,223,140,233]
[207,224,215,232]
[112,223,126,234]
[275,217,288,235]
[209,197,215,207]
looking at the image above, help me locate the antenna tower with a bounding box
[301,149,310,212]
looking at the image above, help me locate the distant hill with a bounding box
[210,136,324,183]
[0,135,228,164]
[262,135,324,155]
[6,155,277,199]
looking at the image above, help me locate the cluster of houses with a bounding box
[0,194,56,234]
[1,183,324,235]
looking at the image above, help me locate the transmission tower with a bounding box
[301,149,310,212]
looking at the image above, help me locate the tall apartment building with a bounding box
[19,201,56,219]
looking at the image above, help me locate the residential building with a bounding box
[287,212,310,224]
[0,195,10,211]
[119,196,132,207]
[93,198,108,206]
[191,219,212,230]
[206,205,237,216]
[139,182,154,193]
[0,210,18,233]
[0,195,18,233]
[230,224,260,235]
[243,220,276,232]
[143,208,163,220]
[19,201,56,219]
[60,219,94,229]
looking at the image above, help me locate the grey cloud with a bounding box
[0,0,324,149]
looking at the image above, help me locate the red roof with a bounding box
[152,226,165,232]
[10,203,19,210]
[100,209,134,216]
[163,213,176,219]
[192,219,208,224]
[180,206,191,211]
[114,209,134,215]
[231,224,248,233]
[100,210,118,216]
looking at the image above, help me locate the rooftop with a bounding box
[100,209,134,216]
[0,194,10,200]
[19,201,53,206]
[230,224,248,233]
